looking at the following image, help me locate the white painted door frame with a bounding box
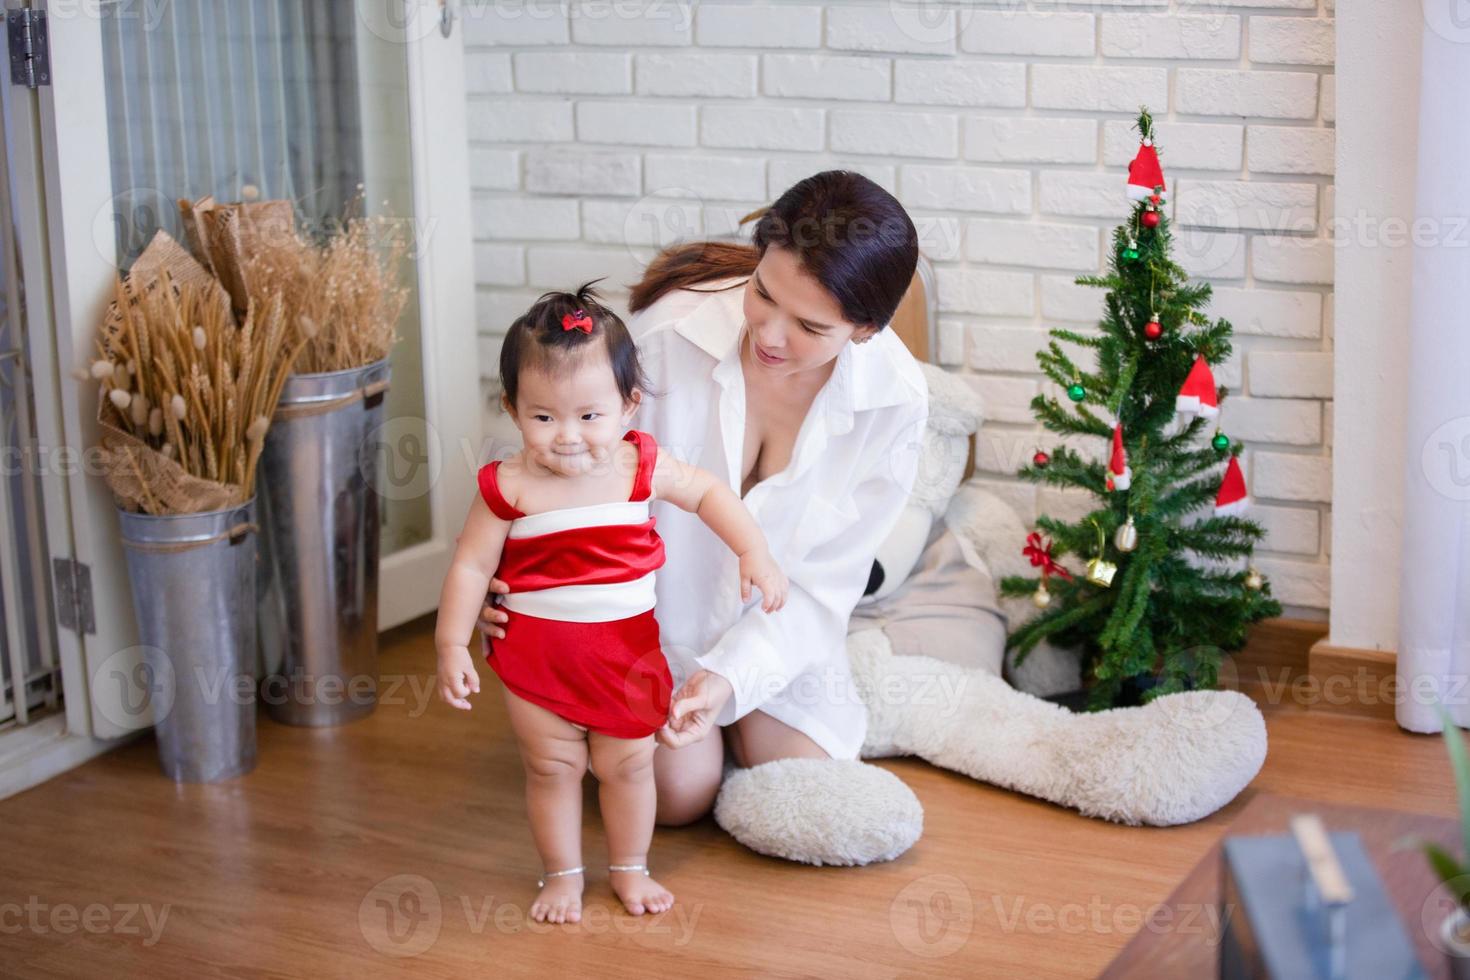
[0,0,477,793]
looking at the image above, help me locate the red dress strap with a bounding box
[476,461,525,520]
[623,429,658,502]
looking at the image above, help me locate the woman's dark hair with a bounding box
[627,170,918,331]
[499,280,652,409]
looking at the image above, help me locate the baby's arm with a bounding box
[651,449,788,612]
[434,492,511,710]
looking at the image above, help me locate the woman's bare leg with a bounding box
[727,709,830,768]
[649,709,829,827]
[588,732,674,916]
[501,687,588,924]
[651,728,723,826]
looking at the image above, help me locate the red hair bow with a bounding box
[1023,532,1074,582]
[561,310,594,334]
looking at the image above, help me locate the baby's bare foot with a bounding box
[609,867,674,916]
[530,871,583,924]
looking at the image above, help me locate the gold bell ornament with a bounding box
[1085,519,1117,587]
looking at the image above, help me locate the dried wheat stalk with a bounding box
[237,195,409,375]
[92,267,315,514]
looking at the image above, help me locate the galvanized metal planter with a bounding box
[117,501,259,783]
[257,358,390,727]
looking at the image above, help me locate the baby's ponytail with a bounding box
[498,280,654,409]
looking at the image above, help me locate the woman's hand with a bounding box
[739,547,789,613]
[437,644,480,711]
[476,577,511,640]
[657,669,734,749]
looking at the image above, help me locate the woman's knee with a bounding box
[655,780,718,826]
[653,737,723,826]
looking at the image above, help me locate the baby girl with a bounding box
[435,282,788,924]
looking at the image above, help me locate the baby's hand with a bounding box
[436,644,481,711]
[738,547,788,613]
[658,669,734,749]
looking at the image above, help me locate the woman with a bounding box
[480,171,928,833]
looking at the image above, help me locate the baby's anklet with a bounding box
[537,865,585,888]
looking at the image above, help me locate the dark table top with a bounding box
[1101,792,1460,980]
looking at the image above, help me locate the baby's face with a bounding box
[508,351,638,477]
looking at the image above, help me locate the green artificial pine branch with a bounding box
[1002,106,1283,709]
[1050,328,1103,349]
[1031,396,1111,438]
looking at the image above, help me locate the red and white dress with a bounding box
[477,429,673,739]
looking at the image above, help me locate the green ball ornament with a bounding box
[1066,383,1086,403]
[1212,431,1230,452]
[1122,246,1139,261]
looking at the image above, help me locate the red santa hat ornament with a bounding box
[1175,355,1220,420]
[1214,455,1249,517]
[1105,423,1131,492]
[1127,138,1167,203]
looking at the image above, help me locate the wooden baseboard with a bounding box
[1304,640,1399,722]
[1229,618,1398,722]
[1231,617,1323,705]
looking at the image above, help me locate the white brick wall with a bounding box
[464,0,1336,615]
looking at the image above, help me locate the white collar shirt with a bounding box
[628,276,929,760]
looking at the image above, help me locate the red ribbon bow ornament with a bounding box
[1023,532,1074,582]
[561,310,594,334]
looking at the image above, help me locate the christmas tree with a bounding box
[998,107,1283,710]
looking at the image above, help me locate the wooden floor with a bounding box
[0,615,1451,979]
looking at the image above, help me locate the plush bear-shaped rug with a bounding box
[711,365,1267,866]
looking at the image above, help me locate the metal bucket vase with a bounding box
[257,358,390,727]
[117,501,259,783]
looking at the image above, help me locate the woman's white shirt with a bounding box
[628,277,929,760]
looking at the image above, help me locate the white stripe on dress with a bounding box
[500,572,658,623]
[507,500,650,539]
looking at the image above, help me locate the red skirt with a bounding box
[484,607,673,739]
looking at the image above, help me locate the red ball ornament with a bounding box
[1149,194,1161,205]
[1144,318,1162,340]
[1141,210,1160,229]
[1033,450,1050,468]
